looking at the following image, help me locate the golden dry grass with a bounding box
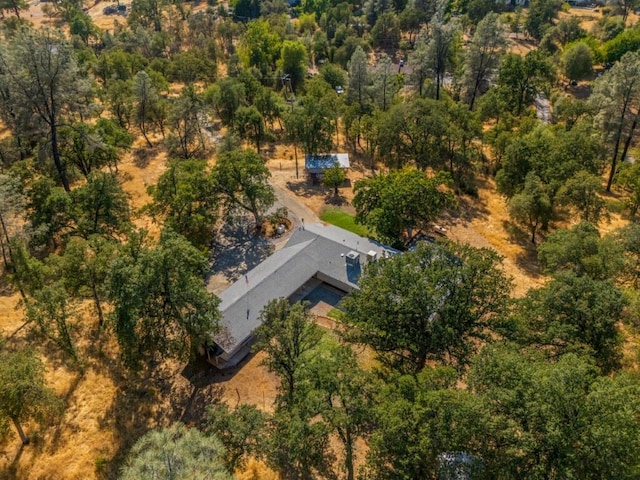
[559,6,640,33]
[236,458,279,480]
[0,5,638,477]
[0,291,25,336]
[444,177,548,297]
[0,305,121,479]
[0,134,634,480]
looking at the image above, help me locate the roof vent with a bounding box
[345,251,360,267]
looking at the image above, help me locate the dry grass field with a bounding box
[0,3,638,479]
[1,130,631,479]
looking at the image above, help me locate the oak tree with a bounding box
[322,163,346,197]
[0,347,60,445]
[253,299,322,407]
[512,272,625,373]
[507,172,553,244]
[108,229,221,368]
[212,148,275,231]
[537,222,624,280]
[353,169,455,248]
[341,241,511,372]
[147,159,218,250]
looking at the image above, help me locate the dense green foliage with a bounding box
[353,169,455,248]
[212,148,276,230]
[2,1,640,478]
[109,229,221,368]
[510,272,626,372]
[120,423,232,480]
[342,241,511,372]
[469,347,640,479]
[0,345,60,445]
[254,299,322,406]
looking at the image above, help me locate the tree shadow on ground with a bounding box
[180,350,260,390]
[209,216,275,284]
[132,146,160,169]
[177,355,264,427]
[0,276,16,296]
[0,443,25,480]
[348,151,374,173]
[20,326,83,375]
[440,175,492,226]
[97,352,260,479]
[441,194,490,226]
[0,331,103,479]
[47,371,86,451]
[286,178,326,199]
[98,361,198,480]
[324,192,350,206]
[502,220,544,281]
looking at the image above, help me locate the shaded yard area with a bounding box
[303,283,345,313]
[206,216,275,294]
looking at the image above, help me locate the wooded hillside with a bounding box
[1,0,640,478]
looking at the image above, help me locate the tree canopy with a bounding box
[341,241,511,372]
[353,169,455,249]
[0,346,60,445]
[3,3,640,479]
[108,229,221,368]
[121,423,232,480]
[212,148,275,231]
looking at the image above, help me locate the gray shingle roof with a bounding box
[213,222,396,361]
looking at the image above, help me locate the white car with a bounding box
[335,85,344,94]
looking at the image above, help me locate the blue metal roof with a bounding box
[305,153,350,173]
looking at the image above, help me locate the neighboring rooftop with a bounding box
[209,222,396,367]
[304,153,350,174]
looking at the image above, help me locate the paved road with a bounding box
[271,183,319,224]
[535,93,551,124]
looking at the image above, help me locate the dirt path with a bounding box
[265,145,371,216]
[0,123,551,480]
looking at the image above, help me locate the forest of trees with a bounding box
[1,0,640,477]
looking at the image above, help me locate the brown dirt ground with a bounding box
[265,144,546,297]
[559,7,640,34]
[1,5,638,477]
[506,8,640,56]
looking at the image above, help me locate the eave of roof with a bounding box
[213,223,397,357]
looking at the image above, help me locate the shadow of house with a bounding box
[204,222,397,369]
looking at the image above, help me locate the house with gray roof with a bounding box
[204,222,397,368]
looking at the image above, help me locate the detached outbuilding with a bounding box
[305,153,350,182]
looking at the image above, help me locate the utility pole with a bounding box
[282,74,299,179]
